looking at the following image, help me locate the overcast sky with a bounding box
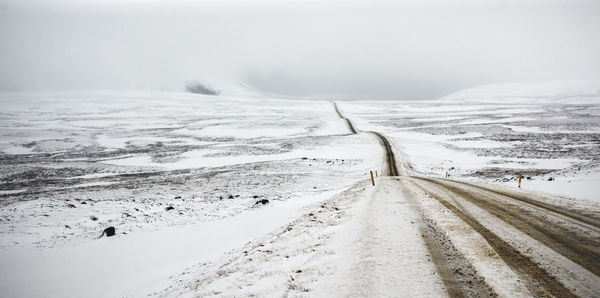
[1,0,599,99]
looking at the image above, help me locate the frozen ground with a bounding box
[0,91,383,249]
[155,178,447,297]
[340,82,600,203]
[0,82,599,297]
[0,91,382,297]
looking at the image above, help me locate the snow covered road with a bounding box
[154,178,449,297]
[348,106,600,297]
[155,168,600,297]
[407,176,600,297]
[154,101,600,297]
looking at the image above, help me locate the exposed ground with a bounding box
[1,89,599,297]
[151,100,600,297]
[339,102,600,297]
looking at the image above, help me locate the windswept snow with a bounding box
[339,85,600,203]
[154,178,446,297]
[1,82,599,297]
[0,189,340,298]
[0,91,383,297]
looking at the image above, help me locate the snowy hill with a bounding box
[182,79,279,99]
[439,81,600,104]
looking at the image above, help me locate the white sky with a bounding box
[1,0,599,99]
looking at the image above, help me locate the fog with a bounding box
[1,0,599,99]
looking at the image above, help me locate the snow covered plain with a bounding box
[341,82,600,203]
[0,91,383,297]
[1,82,599,297]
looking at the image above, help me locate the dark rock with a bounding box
[101,227,116,237]
[228,194,234,199]
[80,201,87,205]
[255,199,269,205]
[185,81,219,95]
[65,225,71,229]
[252,195,259,199]
[301,157,308,160]
[174,196,181,199]
[165,206,175,211]
[67,204,76,208]
[90,215,98,221]
[548,177,554,181]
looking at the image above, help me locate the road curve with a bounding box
[330,100,600,297]
[331,101,398,176]
[368,131,400,177]
[331,101,357,134]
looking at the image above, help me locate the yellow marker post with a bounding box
[518,174,523,188]
[370,171,375,186]
[376,170,378,177]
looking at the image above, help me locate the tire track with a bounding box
[399,180,497,298]
[331,101,494,296]
[329,101,598,296]
[442,179,600,230]
[416,177,600,277]
[409,178,577,298]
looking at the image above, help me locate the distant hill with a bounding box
[183,80,274,98]
[439,81,600,104]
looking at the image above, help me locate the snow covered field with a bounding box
[0,83,599,297]
[340,82,600,203]
[0,91,382,297]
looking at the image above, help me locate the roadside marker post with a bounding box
[445,171,448,178]
[518,174,523,188]
[376,171,378,177]
[370,171,375,186]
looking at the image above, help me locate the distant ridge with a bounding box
[439,81,600,104]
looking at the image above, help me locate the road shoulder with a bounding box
[153,178,446,297]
